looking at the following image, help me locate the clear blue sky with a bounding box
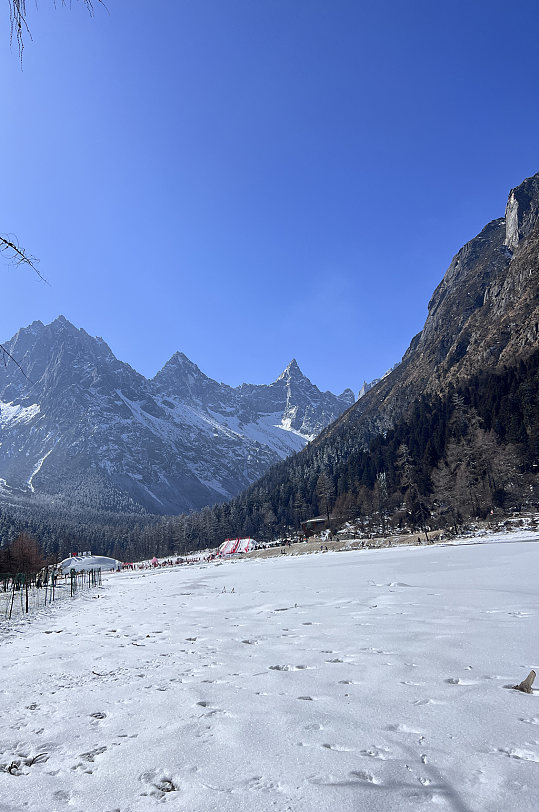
[1,0,538,395]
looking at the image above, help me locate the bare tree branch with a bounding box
[4,1,103,379]
[0,234,48,283]
[8,0,104,62]
[8,0,30,61]
[1,235,44,380]
[0,341,31,380]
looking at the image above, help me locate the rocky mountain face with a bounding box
[0,319,354,514]
[358,364,400,400]
[163,171,538,550]
[318,171,539,450]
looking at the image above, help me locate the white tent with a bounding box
[59,554,121,574]
[218,538,256,556]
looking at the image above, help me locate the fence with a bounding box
[0,567,102,621]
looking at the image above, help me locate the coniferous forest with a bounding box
[0,350,536,562]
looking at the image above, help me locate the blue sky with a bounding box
[1,0,538,395]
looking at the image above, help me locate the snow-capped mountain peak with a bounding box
[276,358,304,381]
[0,318,355,515]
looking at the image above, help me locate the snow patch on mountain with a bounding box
[0,318,355,514]
[27,447,55,493]
[0,401,40,427]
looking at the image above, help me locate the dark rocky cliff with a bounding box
[316,171,539,450]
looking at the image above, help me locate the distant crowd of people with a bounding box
[121,554,215,571]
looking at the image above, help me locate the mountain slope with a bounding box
[0,318,354,514]
[317,171,539,450]
[168,171,538,546]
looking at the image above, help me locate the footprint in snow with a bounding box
[196,701,222,710]
[350,770,381,784]
[53,790,71,803]
[496,747,539,762]
[139,768,179,798]
[71,762,93,774]
[385,723,423,735]
[413,698,446,706]
[322,743,353,751]
[359,746,391,760]
[79,746,107,762]
[243,775,281,792]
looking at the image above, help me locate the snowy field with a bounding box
[1,533,538,812]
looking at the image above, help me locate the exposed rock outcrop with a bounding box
[313,171,539,451]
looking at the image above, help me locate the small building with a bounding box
[218,538,256,556]
[300,515,336,538]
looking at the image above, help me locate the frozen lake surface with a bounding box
[1,531,538,811]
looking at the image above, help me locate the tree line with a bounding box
[0,351,537,561]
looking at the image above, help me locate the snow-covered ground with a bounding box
[1,532,538,811]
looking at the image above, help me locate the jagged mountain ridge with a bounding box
[0,318,354,514]
[313,171,539,451]
[184,170,539,543]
